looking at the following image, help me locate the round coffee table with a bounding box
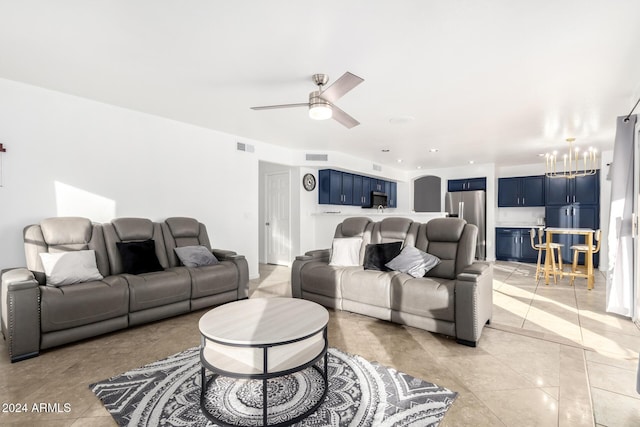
[198,297,329,427]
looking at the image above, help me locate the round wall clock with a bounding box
[303,173,316,191]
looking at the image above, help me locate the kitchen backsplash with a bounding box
[496,206,545,226]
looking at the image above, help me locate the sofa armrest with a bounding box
[1,268,41,362]
[454,262,493,346]
[211,250,249,299]
[295,249,330,262]
[291,249,330,298]
[461,262,490,276]
[211,249,238,260]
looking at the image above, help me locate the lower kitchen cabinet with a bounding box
[496,228,540,263]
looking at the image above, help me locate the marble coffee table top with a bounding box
[199,297,329,346]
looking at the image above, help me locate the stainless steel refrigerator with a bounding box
[445,190,486,260]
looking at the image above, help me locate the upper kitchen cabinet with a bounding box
[545,171,599,206]
[498,175,545,207]
[372,179,386,192]
[448,177,487,192]
[319,169,353,205]
[384,181,397,208]
[353,175,372,207]
[319,169,396,207]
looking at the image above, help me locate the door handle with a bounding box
[566,195,569,203]
[573,195,576,203]
[522,197,525,205]
[517,197,520,205]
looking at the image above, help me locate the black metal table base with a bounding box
[199,353,328,427]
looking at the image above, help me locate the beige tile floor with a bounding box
[0,261,638,426]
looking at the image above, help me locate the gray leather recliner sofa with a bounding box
[291,217,493,346]
[1,216,248,362]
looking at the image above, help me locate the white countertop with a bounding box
[313,211,448,217]
[495,223,543,228]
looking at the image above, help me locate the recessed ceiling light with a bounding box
[417,166,422,169]
[381,149,390,153]
[537,153,546,157]
[429,148,439,153]
[397,159,403,163]
[389,116,415,125]
[469,160,475,164]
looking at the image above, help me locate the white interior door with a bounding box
[266,171,291,265]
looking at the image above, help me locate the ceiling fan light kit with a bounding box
[251,72,363,128]
[308,91,332,120]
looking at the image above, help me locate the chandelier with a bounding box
[545,138,597,179]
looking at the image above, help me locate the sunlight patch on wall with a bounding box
[55,181,116,222]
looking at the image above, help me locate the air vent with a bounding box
[305,153,328,161]
[373,164,382,171]
[236,142,254,153]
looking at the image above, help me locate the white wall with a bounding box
[0,78,267,277]
[0,78,412,279]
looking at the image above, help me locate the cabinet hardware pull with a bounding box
[517,197,520,204]
[573,195,576,203]
[523,197,525,204]
[566,195,569,203]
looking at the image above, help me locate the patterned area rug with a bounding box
[90,347,457,426]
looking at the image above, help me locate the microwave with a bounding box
[367,192,388,208]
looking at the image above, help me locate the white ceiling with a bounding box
[1,0,639,170]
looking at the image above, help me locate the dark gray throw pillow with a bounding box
[174,245,219,267]
[363,242,403,271]
[385,246,441,278]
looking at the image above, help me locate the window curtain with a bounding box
[606,114,637,317]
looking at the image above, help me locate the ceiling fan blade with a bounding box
[331,104,360,129]
[320,72,364,103]
[250,103,308,110]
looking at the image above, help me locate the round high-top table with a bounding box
[198,297,329,427]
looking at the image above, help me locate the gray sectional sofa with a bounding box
[1,216,248,362]
[292,217,493,346]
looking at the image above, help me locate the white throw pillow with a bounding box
[385,246,441,278]
[39,250,104,286]
[329,237,363,267]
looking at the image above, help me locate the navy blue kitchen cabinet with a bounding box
[496,228,539,263]
[319,169,353,205]
[498,176,544,207]
[372,179,385,192]
[496,228,521,261]
[353,175,362,206]
[448,177,486,192]
[385,181,398,208]
[362,177,371,207]
[319,169,396,207]
[353,175,373,207]
[545,172,599,206]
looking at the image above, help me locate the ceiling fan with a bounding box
[250,72,364,129]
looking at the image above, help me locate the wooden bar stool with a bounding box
[530,228,563,282]
[570,229,601,286]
